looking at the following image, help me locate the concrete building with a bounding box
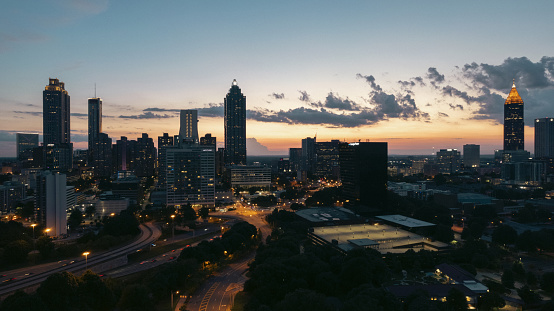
[463,144,480,168]
[179,110,199,144]
[157,133,174,188]
[0,181,26,214]
[16,133,39,161]
[166,143,215,207]
[230,165,271,189]
[35,172,67,237]
[436,149,460,174]
[535,118,554,158]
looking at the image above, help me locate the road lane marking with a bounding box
[199,282,220,311]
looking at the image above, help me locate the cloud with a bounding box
[144,107,180,112]
[14,111,42,117]
[356,74,382,91]
[427,67,445,87]
[197,103,224,117]
[0,130,17,142]
[438,112,449,118]
[298,90,311,102]
[246,138,284,156]
[269,93,285,100]
[463,56,554,90]
[71,112,88,117]
[398,80,415,88]
[448,104,464,110]
[119,112,175,119]
[413,76,426,86]
[323,92,361,111]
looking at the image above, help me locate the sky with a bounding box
[1,0,554,157]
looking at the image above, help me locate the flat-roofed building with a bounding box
[230,165,271,189]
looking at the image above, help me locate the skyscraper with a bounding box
[339,142,388,211]
[16,133,38,161]
[88,97,102,154]
[463,144,480,168]
[35,171,67,237]
[436,149,461,174]
[179,110,199,144]
[43,78,72,171]
[157,133,174,188]
[224,79,246,165]
[504,80,524,151]
[301,137,316,175]
[43,78,70,145]
[535,118,554,158]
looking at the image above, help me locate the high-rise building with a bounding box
[436,149,461,174]
[302,137,316,174]
[157,133,174,188]
[16,133,39,161]
[504,80,524,151]
[535,118,554,158]
[134,133,156,177]
[88,97,102,152]
[463,144,480,168]
[35,172,67,237]
[289,148,302,173]
[179,110,199,144]
[166,143,215,207]
[88,97,112,177]
[0,181,26,214]
[315,140,340,179]
[43,78,70,145]
[339,142,388,210]
[224,79,247,165]
[200,133,216,146]
[43,78,72,172]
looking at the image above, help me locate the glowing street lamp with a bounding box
[31,224,37,240]
[171,290,179,310]
[83,252,90,270]
[171,214,175,239]
[44,228,51,237]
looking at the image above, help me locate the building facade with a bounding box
[504,81,525,151]
[35,172,67,237]
[535,118,554,159]
[436,149,461,174]
[230,165,272,189]
[224,79,247,166]
[179,110,199,144]
[463,144,480,168]
[339,142,388,210]
[16,133,39,161]
[157,133,174,188]
[166,143,215,207]
[43,78,72,171]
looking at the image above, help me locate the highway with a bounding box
[179,204,273,311]
[0,222,161,297]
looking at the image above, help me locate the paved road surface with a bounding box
[179,253,254,311]
[179,205,272,311]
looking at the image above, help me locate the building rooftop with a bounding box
[296,206,359,223]
[457,193,494,204]
[376,215,435,228]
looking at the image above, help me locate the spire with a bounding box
[505,80,523,104]
[232,79,237,86]
[512,78,516,88]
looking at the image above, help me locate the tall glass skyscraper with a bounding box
[43,78,72,172]
[224,79,246,165]
[88,97,102,152]
[504,81,524,151]
[43,78,71,145]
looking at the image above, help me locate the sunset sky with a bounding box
[1,1,554,156]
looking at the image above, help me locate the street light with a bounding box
[171,290,179,310]
[83,252,90,270]
[171,215,175,240]
[31,224,37,240]
[44,228,51,237]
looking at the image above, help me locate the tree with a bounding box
[199,207,210,219]
[68,209,83,230]
[0,290,49,311]
[37,272,80,311]
[3,240,31,264]
[36,236,55,259]
[117,284,154,311]
[85,205,96,218]
[274,289,333,311]
[79,270,116,310]
[501,269,515,289]
[446,287,468,311]
[476,292,505,311]
[540,272,554,292]
[517,285,541,305]
[492,225,518,245]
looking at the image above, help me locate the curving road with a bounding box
[0,222,161,298]
[180,205,272,311]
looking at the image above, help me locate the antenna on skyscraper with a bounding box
[95,83,97,98]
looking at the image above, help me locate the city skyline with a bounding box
[2,1,554,156]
